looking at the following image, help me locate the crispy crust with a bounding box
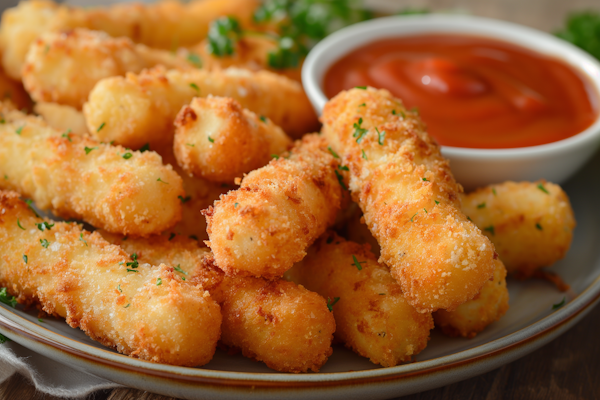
[321,88,496,312]
[0,191,221,366]
[205,134,342,279]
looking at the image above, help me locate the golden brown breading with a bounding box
[22,29,194,109]
[0,191,221,366]
[83,66,317,149]
[33,102,88,134]
[100,232,336,373]
[433,258,509,338]
[173,96,292,183]
[204,134,342,279]
[321,88,496,313]
[0,103,183,236]
[287,232,433,367]
[461,180,576,277]
[0,0,259,79]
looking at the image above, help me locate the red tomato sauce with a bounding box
[324,34,598,149]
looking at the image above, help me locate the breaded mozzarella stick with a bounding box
[83,66,317,149]
[321,88,496,313]
[287,232,433,367]
[461,180,575,277]
[204,134,342,279]
[0,103,183,236]
[0,191,221,366]
[174,96,292,183]
[101,232,336,373]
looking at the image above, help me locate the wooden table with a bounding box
[1,0,600,398]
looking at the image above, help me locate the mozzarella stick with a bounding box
[321,88,496,313]
[22,29,195,109]
[0,103,183,236]
[0,191,221,366]
[204,134,342,279]
[174,96,292,183]
[433,258,509,338]
[100,232,336,373]
[287,232,433,367]
[83,66,317,149]
[461,180,576,277]
[0,0,259,79]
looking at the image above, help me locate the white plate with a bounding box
[0,149,599,399]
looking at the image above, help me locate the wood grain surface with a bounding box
[1,0,600,399]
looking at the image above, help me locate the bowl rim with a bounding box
[302,14,600,158]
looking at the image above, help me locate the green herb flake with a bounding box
[126,253,139,269]
[410,213,418,222]
[477,202,486,209]
[536,223,543,230]
[208,136,214,143]
[178,195,191,204]
[537,183,550,194]
[36,221,54,231]
[353,118,368,143]
[355,86,367,89]
[3,175,7,180]
[351,255,365,271]
[174,264,188,275]
[24,199,41,218]
[124,303,131,308]
[376,127,385,145]
[22,255,28,264]
[84,146,98,155]
[362,149,368,160]
[140,143,150,152]
[79,233,88,246]
[492,188,497,196]
[0,333,11,343]
[40,238,50,249]
[423,208,428,213]
[122,152,133,160]
[207,16,242,57]
[157,278,162,286]
[15,125,24,135]
[168,233,176,241]
[117,284,122,293]
[484,225,495,235]
[38,318,44,323]
[327,297,340,312]
[126,269,138,273]
[358,103,366,107]
[334,169,347,190]
[17,219,25,230]
[271,154,280,160]
[422,177,429,182]
[552,297,566,310]
[556,11,600,61]
[234,202,239,208]
[190,83,200,94]
[0,288,17,308]
[435,200,440,205]
[62,129,72,141]
[259,115,267,123]
[327,146,340,159]
[187,52,202,67]
[186,143,195,147]
[338,165,349,171]
[157,178,168,184]
[96,122,105,132]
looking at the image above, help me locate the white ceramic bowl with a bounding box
[302,15,600,190]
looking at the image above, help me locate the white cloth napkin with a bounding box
[0,340,121,399]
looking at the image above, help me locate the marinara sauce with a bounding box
[324,34,598,149]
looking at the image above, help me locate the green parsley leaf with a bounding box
[537,183,550,194]
[362,149,367,160]
[139,143,150,152]
[157,178,168,184]
[234,202,239,208]
[17,219,25,230]
[208,136,214,143]
[84,146,97,155]
[178,195,191,204]
[259,115,267,123]
[126,269,138,273]
[40,238,49,249]
[79,233,88,246]
[327,296,340,312]
[0,333,11,343]
[62,129,72,141]
[351,255,365,271]
[353,118,368,143]
[327,146,339,159]
[96,122,105,132]
[157,278,162,286]
[422,177,429,182]
[124,303,131,308]
[207,16,242,57]
[38,318,44,323]
[334,169,347,190]
[174,264,188,275]
[122,152,133,160]
[435,200,440,205]
[126,253,139,269]
[376,127,385,145]
[271,154,280,160]
[536,223,543,230]
[410,213,418,222]
[187,52,202,67]
[338,165,349,171]
[484,225,495,235]
[0,288,17,308]
[117,284,122,293]
[477,202,486,209]
[15,125,24,135]
[22,255,27,264]
[556,11,600,61]
[190,83,200,94]
[186,143,195,147]
[552,297,566,310]
[492,188,497,196]
[24,199,40,218]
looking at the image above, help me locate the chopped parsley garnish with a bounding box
[272,154,280,160]
[122,152,133,160]
[392,109,397,115]
[36,222,54,231]
[126,253,139,269]
[139,143,150,152]
[338,165,349,171]
[435,200,440,205]
[190,83,200,94]
[117,284,122,293]
[355,86,367,89]
[410,213,417,222]
[351,255,365,271]
[178,195,191,204]
[477,202,486,209]
[79,233,88,246]
[327,146,339,159]
[376,127,385,145]
[422,177,429,182]
[126,269,138,273]
[556,11,600,61]
[186,143,195,147]
[259,115,267,123]
[492,188,497,196]
[0,334,10,343]
[0,288,17,308]
[234,202,239,208]
[62,129,72,142]
[156,278,162,286]
[536,223,543,230]
[38,318,44,323]
[40,239,50,249]
[157,178,168,184]
[22,255,28,264]
[358,103,366,107]
[484,225,495,235]
[327,296,340,312]
[361,149,367,160]
[25,199,40,218]
[537,183,550,194]
[17,219,25,230]
[208,136,214,143]
[400,110,406,119]
[334,169,347,190]
[353,118,368,143]
[187,52,202,67]
[124,304,131,308]
[84,146,97,155]
[423,208,428,213]
[15,125,24,135]
[96,122,105,132]
[173,264,188,275]
[207,16,242,57]
[552,297,566,310]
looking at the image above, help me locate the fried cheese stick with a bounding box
[433,258,509,338]
[33,102,88,134]
[0,0,259,79]
[205,134,342,279]
[100,232,336,373]
[22,29,195,109]
[0,103,183,236]
[173,96,292,183]
[0,191,221,366]
[321,88,496,313]
[83,66,317,149]
[287,232,433,367]
[461,180,576,278]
